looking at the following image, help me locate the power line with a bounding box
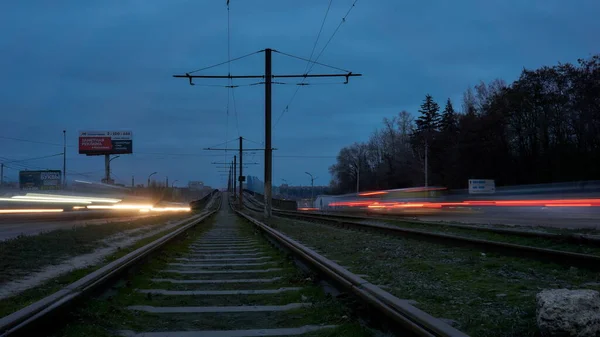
[274,50,350,73]
[307,0,360,74]
[1,153,63,164]
[241,137,264,147]
[187,50,263,75]
[304,0,333,74]
[273,0,359,129]
[0,136,65,147]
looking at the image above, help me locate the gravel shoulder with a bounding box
[248,210,600,337]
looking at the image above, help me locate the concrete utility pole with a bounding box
[238,137,243,209]
[233,155,237,199]
[264,49,272,217]
[174,48,361,218]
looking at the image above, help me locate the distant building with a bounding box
[188,181,204,191]
[244,175,264,194]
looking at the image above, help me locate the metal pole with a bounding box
[132,176,134,188]
[147,172,157,188]
[63,130,66,188]
[425,139,428,188]
[239,137,243,209]
[311,178,314,204]
[0,163,3,186]
[264,48,273,218]
[166,176,168,189]
[233,155,237,198]
[305,172,314,206]
[104,154,110,184]
[356,160,360,193]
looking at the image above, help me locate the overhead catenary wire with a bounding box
[186,50,263,75]
[273,0,360,129]
[274,50,350,73]
[307,0,359,74]
[304,0,333,74]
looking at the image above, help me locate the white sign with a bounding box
[469,179,495,194]
[79,131,132,140]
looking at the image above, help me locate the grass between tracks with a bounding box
[251,211,600,337]
[0,212,202,318]
[0,213,191,284]
[373,218,600,256]
[291,213,600,256]
[53,209,376,337]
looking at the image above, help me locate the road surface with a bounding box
[0,211,158,241]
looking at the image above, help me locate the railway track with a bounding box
[284,210,600,245]
[243,198,600,270]
[0,193,469,337]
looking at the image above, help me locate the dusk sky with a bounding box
[1,0,598,188]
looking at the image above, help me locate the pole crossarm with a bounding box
[204,148,276,151]
[212,162,258,165]
[174,47,361,218]
[173,73,361,85]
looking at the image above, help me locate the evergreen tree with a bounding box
[415,94,441,135]
[440,98,458,133]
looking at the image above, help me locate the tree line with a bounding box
[329,55,600,194]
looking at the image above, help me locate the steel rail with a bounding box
[233,201,469,337]
[0,195,222,337]
[282,210,600,246]
[267,210,600,270]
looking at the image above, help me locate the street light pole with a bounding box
[305,172,316,207]
[105,155,120,184]
[63,130,66,188]
[281,178,287,199]
[147,171,157,188]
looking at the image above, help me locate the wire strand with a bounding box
[187,50,263,74]
[1,153,63,164]
[273,50,350,73]
[304,0,333,74]
[307,0,359,74]
[274,0,359,129]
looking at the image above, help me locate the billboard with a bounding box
[468,179,496,194]
[19,170,62,190]
[79,130,133,155]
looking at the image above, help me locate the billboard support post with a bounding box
[105,155,110,184]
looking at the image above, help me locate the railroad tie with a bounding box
[117,325,338,337]
[136,288,302,295]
